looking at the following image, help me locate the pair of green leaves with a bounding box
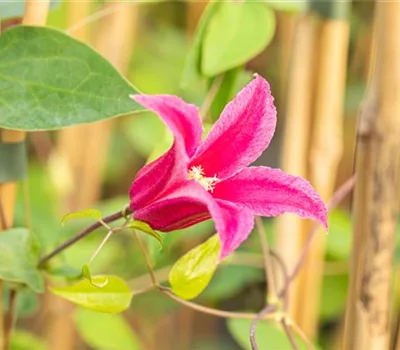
[50,208,163,313]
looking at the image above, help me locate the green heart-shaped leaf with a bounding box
[50,275,133,313]
[169,234,220,300]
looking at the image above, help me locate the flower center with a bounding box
[188,165,219,192]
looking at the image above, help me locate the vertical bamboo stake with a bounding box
[274,12,317,317]
[44,4,91,349]
[295,2,350,337]
[56,2,138,209]
[343,2,400,349]
[186,1,208,36]
[0,2,50,349]
[276,11,296,109]
[47,3,138,350]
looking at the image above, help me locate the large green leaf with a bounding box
[75,309,142,350]
[0,26,142,130]
[50,275,133,313]
[227,318,322,350]
[0,228,44,292]
[202,2,275,76]
[169,234,220,300]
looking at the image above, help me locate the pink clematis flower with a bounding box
[129,75,327,260]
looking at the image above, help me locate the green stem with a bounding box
[133,230,158,287]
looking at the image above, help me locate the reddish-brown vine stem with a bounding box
[38,207,131,268]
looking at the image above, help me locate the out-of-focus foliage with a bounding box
[75,309,142,350]
[0,228,44,292]
[11,330,48,350]
[326,210,352,259]
[228,318,322,350]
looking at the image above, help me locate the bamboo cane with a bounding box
[44,4,92,349]
[46,3,139,349]
[274,11,317,317]
[0,2,50,349]
[56,2,138,209]
[276,11,296,110]
[343,2,400,349]
[186,1,208,37]
[294,3,350,337]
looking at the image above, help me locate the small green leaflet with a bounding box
[0,26,142,131]
[201,2,276,76]
[82,264,108,288]
[75,309,142,350]
[169,234,220,300]
[50,275,133,313]
[61,209,102,226]
[127,220,163,247]
[0,228,44,293]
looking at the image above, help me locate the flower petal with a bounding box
[130,94,203,157]
[190,75,277,179]
[129,140,188,210]
[133,181,254,260]
[213,166,328,229]
[213,199,254,260]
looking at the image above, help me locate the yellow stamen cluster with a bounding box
[188,165,219,192]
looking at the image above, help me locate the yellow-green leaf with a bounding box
[128,220,163,247]
[50,275,133,313]
[61,209,102,226]
[169,234,220,300]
